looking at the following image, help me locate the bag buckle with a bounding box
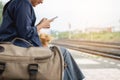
[28,64,38,75]
[0,62,6,75]
[28,64,38,80]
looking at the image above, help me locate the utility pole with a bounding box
[55,32,59,39]
[68,23,71,39]
[119,19,120,32]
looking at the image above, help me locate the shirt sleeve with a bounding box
[14,1,41,46]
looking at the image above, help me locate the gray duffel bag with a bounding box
[0,38,64,80]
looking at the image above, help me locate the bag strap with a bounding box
[0,62,6,79]
[50,46,64,80]
[11,37,34,47]
[28,64,38,80]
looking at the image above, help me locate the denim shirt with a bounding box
[0,0,42,47]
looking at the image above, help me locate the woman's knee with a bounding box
[59,46,70,57]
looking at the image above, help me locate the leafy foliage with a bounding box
[0,1,3,23]
[52,30,120,42]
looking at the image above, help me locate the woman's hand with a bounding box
[37,18,51,31]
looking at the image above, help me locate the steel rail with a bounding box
[51,39,120,60]
[55,39,120,49]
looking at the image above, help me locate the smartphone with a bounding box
[50,16,58,22]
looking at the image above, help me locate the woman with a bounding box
[0,0,85,80]
[0,0,51,47]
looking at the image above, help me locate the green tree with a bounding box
[0,1,3,23]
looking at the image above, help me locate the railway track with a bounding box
[51,39,120,60]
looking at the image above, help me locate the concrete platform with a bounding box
[68,49,120,80]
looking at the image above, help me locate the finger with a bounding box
[47,25,50,28]
[43,18,47,20]
[49,19,54,22]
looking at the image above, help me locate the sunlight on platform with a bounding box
[83,69,120,80]
[75,58,100,65]
[68,49,120,80]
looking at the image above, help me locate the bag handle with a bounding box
[11,38,33,47]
